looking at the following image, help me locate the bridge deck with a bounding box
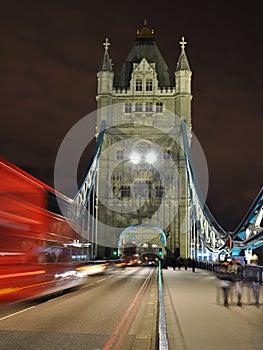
[162,268,263,350]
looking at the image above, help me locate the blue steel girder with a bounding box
[231,187,263,250]
[181,120,229,254]
[182,118,263,253]
[73,120,106,218]
[195,201,228,253]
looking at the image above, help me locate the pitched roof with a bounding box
[176,49,191,71]
[176,37,191,72]
[98,38,113,72]
[114,38,174,88]
[99,51,113,72]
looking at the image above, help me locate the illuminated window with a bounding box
[156,102,163,113]
[146,80,153,91]
[125,102,132,113]
[135,102,143,112]
[136,80,142,91]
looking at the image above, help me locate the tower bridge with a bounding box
[1,22,263,349]
[1,21,262,272]
[59,21,263,263]
[74,115,263,262]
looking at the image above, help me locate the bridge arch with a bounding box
[118,224,167,255]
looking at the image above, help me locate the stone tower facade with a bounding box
[96,21,192,258]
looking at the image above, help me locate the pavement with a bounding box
[162,267,263,350]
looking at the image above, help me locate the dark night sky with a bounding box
[1,0,262,231]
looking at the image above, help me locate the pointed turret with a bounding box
[175,36,192,126]
[97,38,114,108]
[176,36,191,72]
[98,38,113,72]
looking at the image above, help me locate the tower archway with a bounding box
[118,224,167,258]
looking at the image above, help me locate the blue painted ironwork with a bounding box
[231,187,263,250]
[74,120,106,217]
[181,119,263,254]
[181,119,229,254]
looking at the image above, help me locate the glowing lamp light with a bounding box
[130,152,141,164]
[145,151,156,164]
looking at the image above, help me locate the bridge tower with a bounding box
[96,21,193,258]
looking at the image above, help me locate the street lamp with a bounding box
[130,152,141,164]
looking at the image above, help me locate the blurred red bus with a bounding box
[0,158,89,305]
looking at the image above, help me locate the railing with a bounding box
[158,260,169,350]
[194,261,263,284]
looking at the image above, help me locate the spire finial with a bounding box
[99,37,113,72]
[103,38,110,52]
[180,36,187,50]
[136,19,155,39]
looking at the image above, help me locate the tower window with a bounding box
[135,102,143,112]
[146,80,153,91]
[146,102,153,112]
[155,185,165,198]
[117,150,123,160]
[125,102,132,113]
[166,174,173,181]
[120,186,131,198]
[136,80,143,91]
[156,102,163,113]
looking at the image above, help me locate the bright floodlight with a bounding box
[130,152,141,164]
[145,151,156,164]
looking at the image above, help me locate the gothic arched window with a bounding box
[125,102,132,113]
[136,80,142,91]
[155,185,165,198]
[146,102,153,112]
[117,150,123,160]
[156,102,163,113]
[135,102,143,112]
[146,80,153,91]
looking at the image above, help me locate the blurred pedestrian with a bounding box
[229,258,243,306]
[177,257,182,270]
[246,254,261,307]
[171,256,176,270]
[217,259,232,307]
[192,258,196,273]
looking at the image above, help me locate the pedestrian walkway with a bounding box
[162,268,263,350]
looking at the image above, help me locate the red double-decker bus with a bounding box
[122,243,139,266]
[0,158,89,305]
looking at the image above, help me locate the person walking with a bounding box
[184,258,188,271]
[192,258,196,273]
[217,259,232,307]
[246,254,261,307]
[177,256,182,270]
[229,258,243,306]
